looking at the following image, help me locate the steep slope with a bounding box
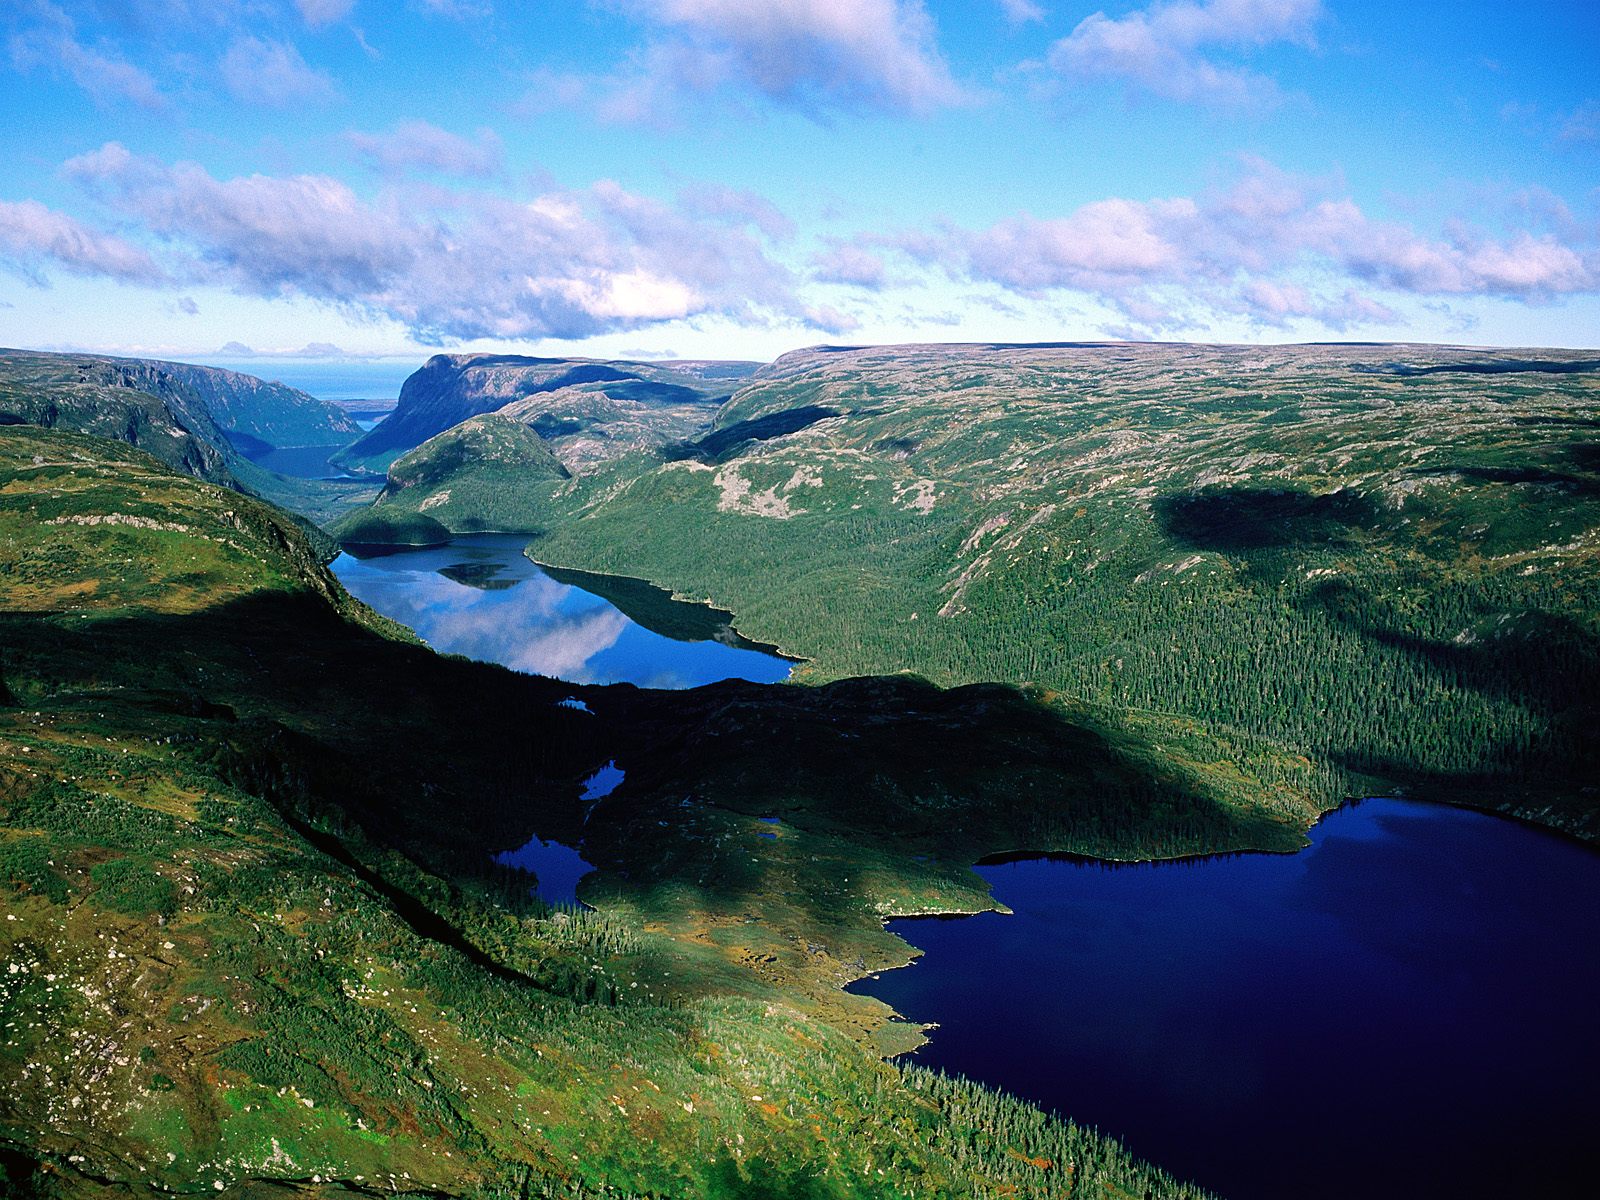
[0,349,378,526]
[3,423,1278,1200]
[0,349,237,485]
[149,360,359,448]
[517,341,1600,837]
[0,349,358,452]
[334,353,758,473]
[333,412,570,539]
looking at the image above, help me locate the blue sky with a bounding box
[1,0,1596,362]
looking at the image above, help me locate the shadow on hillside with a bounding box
[2,589,1299,980]
[1409,462,1600,496]
[1155,486,1379,552]
[661,405,840,464]
[0,592,606,868]
[1301,578,1600,760]
[1150,481,1600,793]
[1361,359,1600,376]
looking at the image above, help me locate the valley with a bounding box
[2,341,1597,1200]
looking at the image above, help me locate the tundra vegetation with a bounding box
[3,339,1597,1198]
[2,425,1268,1197]
[360,344,1599,838]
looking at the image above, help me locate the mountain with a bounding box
[155,359,359,448]
[0,348,358,452]
[0,348,239,485]
[342,340,1600,839]
[1,422,1240,1200]
[332,353,760,474]
[0,348,377,526]
[332,412,571,540]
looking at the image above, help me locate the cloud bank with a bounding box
[50,142,820,341]
[892,158,1600,332]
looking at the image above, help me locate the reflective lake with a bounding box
[331,535,793,688]
[851,798,1600,1200]
[491,760,625,906]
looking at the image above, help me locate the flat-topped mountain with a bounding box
[333,352,760,473]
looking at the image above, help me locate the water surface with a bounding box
[196,357,418,401]
[853,799,1600,1200]
[332,535,792,688]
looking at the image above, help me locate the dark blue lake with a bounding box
[852,798,1600,1200]
[491,761,626,906]
[331,535,793,688]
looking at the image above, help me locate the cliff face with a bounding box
[0,350,384,533]
[155,361,359,447]
[334,352,759,471]
[0,350,239,486]
[0,348,365,461]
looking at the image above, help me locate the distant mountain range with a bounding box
[0,348,374,527]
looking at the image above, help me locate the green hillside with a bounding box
[462,341,1600,837]
[0,349,378,527]
[3,423,1284,1199]
[344,412,572,537]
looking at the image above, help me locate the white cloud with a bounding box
[675,183,796,240]
[812,243,888,288]
[59,143,808,342]
[346,121,503,177]
[294,0,356,28]
[8,1,165,108]
[0,198,164,284]
[415,0,492,18]
[891,157,1600,333]
[1558,100,1600,144]
[219,35,338,107]
[604,0,965,119]
[998,0,1047,24]
[1049,0,1322,107]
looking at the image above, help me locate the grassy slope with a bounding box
[332,413,571,539]
[512,343,1600,838]
[3,426,1278,1200]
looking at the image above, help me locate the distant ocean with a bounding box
[179,357,423,402]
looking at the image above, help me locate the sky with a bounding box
[0,0,1596,364]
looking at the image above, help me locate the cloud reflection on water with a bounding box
[331,536,793,688]
[344,562,628,683]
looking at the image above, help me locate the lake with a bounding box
[851,797,1600,1200]
[330,534,793,688]
[330,541,1597,1197]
